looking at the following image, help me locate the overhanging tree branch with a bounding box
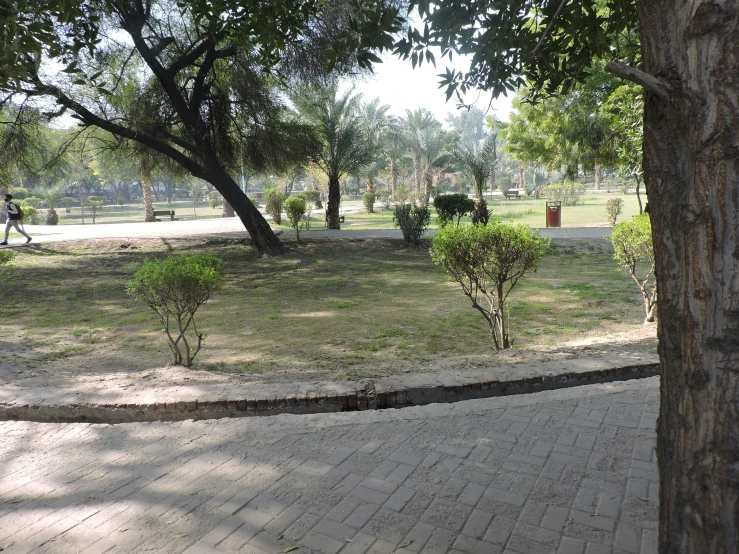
[35,82,204,177]
[605,62,671,101]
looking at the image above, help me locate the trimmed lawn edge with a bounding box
[0,360,659,424]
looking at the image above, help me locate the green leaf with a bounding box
[281,546,302,553]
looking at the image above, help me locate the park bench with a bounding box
[153,209,178,221]
[504,189,523,200]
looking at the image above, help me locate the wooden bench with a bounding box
[504,189,523,200]
[153,209,178,221]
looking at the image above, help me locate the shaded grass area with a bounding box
[1,236,644,379]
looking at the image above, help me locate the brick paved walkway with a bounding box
[0,378,659,554]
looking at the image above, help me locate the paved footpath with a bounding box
[10,218,611,247]
[0,378,659,554]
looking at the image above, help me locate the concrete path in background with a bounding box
[4,217,611,247]
[0,377,659,554]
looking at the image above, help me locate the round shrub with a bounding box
[126,254,225,367]
[393,204,430,245]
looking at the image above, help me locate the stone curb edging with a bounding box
[0,362,659,424]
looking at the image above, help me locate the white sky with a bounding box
[343,51,514,125]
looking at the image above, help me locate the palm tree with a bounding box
[380,117,407,201]
[403,108,440,201]
[358,98,390,194]
[417,125,451,205]
[452,135,497,224]
[295,87,374,229]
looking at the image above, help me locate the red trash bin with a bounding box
[546,201,562,227]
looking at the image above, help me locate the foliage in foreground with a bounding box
[393,204,430,245]
[431,222,550,350]
[126,254,225,367]
[433,194,475,227]
[0,250,13,279]
[609,214,656,323]
[285,196,307,243]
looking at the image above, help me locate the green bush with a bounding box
[21,196,42,208]
[300,189,321,208]
[61,197,75,213]
[431,222,550,350]
[285,196,307,243]
[264,187,284,224]
[610,214,656,323]
[433,194,475,227]
[542,183,586,206]
[605,197,624,226]
[209,190,222,209]
[126,254,225,367]
[393,204,430,245]
[18,203,38,224]
[363,191,376,213]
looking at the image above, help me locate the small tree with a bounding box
[61,197,75,213]
[605,197,624,226]
[83,196,104,224]
[431,223,550,350]
[393,204,430,245]
[609,214,657,323]
[285,196,307,243]
[299,190,320,229]
[126,254,225,367]
[433,194,475,227]
[265,187,285,225]
[363,190,376,213]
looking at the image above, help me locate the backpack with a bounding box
[16,204,24,220]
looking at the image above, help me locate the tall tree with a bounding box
[403,108,440,201]
[350,0,739,549]
[380,116,408,200]
[1,0,361,255]
[358,98,390,193]
[294,86,374,229]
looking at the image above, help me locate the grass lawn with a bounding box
[1,235,646,379]
[44,192,642,229]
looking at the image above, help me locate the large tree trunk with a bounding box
[518,166,525,189]
[222,200,235,218]
[326,173,341,229]
[202,166,283,255]
[594,163,602,190]
[638,2,739,552]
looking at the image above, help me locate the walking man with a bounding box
[1,194,32,245]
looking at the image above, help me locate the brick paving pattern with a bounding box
[0,378,659,554]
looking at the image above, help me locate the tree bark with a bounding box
[594,163,602,190]
[140,163,155,222]
[413,150,422,199]
[200,166,283,255]
[637,2,739,551]
[326,173,341,229]
[222,200,235,218]
[634,174,644,214]
[518,166,525,189]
